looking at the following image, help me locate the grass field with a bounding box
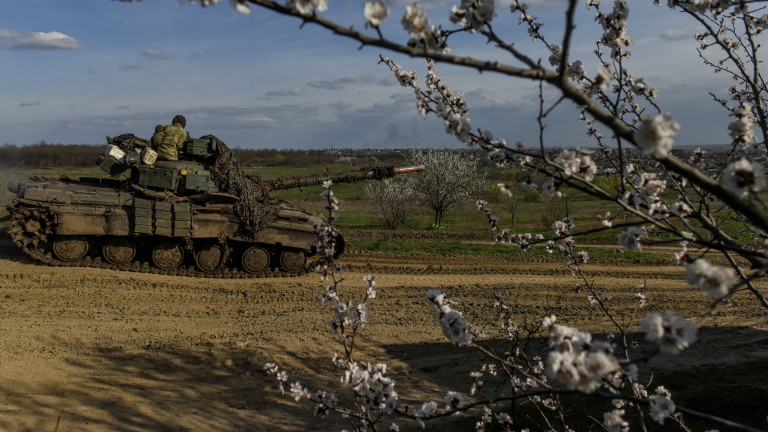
[3,164,608,235]
[1,164,752,248]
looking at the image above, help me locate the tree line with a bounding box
[0,142,409,168]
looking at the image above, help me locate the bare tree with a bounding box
[363,177,414,229]
[406,148,486,227]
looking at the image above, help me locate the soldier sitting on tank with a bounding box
[156,114,190,161]
[150,124,165,151]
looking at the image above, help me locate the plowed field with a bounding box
[0,237,766,431]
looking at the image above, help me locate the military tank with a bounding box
[5,134,419,278]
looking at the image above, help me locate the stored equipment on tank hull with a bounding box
[6,134,420,277]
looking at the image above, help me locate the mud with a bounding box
[0,236,765,431]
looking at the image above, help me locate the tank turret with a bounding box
[6,133,420,278]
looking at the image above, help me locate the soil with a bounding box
[0,236,766,432]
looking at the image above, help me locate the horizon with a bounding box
[0,140,736,153]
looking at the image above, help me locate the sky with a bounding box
[0,0,759,150]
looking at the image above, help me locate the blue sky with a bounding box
[0,0,756,150]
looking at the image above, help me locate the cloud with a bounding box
[0,29,79,50]
[142,49,173,60]
[660,27,696,41]
[190,51,205,58]
[308,80,345,90]
[266,87,305,97]
[114,105,130,110]
[237,115,278,124]
[308,74,378,90]
[377,75,399,86]
[18,100,42,107]
[119,64,140,70]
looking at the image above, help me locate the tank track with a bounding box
[7,202,321,279]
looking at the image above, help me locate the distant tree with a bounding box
[363,177,415,229]
[496,170,541,228]
[406,148,486,227]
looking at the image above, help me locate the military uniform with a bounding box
[156,123,189,161]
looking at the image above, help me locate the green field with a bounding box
[0,164,616,234]
[0,164,752,253]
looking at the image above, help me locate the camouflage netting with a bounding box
[206,135,277,239]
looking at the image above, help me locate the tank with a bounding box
[5,134,420,278]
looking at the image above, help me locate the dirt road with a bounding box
[0,238,766,431]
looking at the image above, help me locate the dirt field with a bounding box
[0,236,766,432]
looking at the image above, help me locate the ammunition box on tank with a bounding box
[98,155,131,181]
[132,199,192,237]
[138,166,180,190]
[173,203,191,237]
[186,138,217,158]
[134,199,153,234]
[155,202,173,236]
[181,173,216,193]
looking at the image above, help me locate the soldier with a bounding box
[156,115,190,161]
[149,124,165,151]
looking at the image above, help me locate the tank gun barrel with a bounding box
[392,165,424,175]
[263,165,423,192]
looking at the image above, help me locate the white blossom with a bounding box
[230,0,251,14]
[603,409,629,432]
[288,0,328,16]
[543,316,619,393]
[671,199,693,218]
[640,310,698,354]
[685,259,737,298]
[289,381,309,401]
[649,386,676,424]
[589,65,613,94]
[634,113,679,158]
[728,102,757,146]
[444,391,464,410]
[555,149,581,176]
[722,158,766,197]
[449,0,495,32]
[413,400,437,417]
[496,411,513,424]
[617,226,646,251]
[364,0,389,27]
[427,290,475,346]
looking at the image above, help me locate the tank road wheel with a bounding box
[151,242,184,270]
[241,246,270,274]
[196,244,224,273]
[279,248,306,273]
[102,238,136,265]
[52,236,89,261]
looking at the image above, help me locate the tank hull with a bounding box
[7,178,342,276]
